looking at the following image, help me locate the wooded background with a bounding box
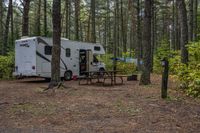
[0,0,199,55]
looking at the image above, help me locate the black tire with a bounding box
[64,71,72,81]
[44,78,51,82]
[99,68,105,72]
[99,68,105,77]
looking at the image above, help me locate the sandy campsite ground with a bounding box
[0,74,200,133]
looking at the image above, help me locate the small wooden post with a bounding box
[161,58,169,99]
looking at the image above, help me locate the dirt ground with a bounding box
[0,74,200,133]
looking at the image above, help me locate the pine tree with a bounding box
[75,0,80,41]
[177,0,189,64]
[91,0,96,43]
[140,0,152,85]
[0,0,3,55]
[50,0,61,87]
[3,0,12,55]
[22,0,31,36]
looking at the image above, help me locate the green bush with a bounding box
[153,41,180,74]
[116,62,136,75]
[188,41,200,63]
[122,49,135,59]
[174,62,200,97]
[174,42,200,97]
[100,53,136,75]
[99,54,113,71]
[154,41,200,97]
[0,52,14,79]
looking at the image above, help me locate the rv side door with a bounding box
[86,50,93,71]
[79,50,87,75]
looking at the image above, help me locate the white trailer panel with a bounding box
[14,37,106,80]
[15,38,37,76]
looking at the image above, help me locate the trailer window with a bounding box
[94,46,101,51]
[66,48,71,57]
[45,46,52,55]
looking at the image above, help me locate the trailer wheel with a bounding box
[64,71,72,81]
[99,68,105,77]
[44,78,51,82]
[99,68,105,72]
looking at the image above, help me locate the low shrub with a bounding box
[99,54,113,71]
[175,42,200,97]
[100,54,136,75]
[153,41,180,74]
[0,52,14,79]
[116,62,136,75]
[173,62,200,97]
[154,41,200,97]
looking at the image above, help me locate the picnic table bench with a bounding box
[78,70,128,85]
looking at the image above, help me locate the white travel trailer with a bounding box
[14,37,106,80]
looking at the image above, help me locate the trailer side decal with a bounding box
[36,51,51,62]
[37,37,49,46]
[37,37,68,71]
[61,58,68,70]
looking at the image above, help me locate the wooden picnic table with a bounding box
[79,70,127,85]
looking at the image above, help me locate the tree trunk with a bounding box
[172,0,176,50]
[35,0,41,36]
[10,0,14,49]
[50,0,61,86]
[43,0,48,36]
[113,1,117,74]
[14,11,20,40]
[75,0,80,41]
[154,10,157,51]
[107,0,111,53]
[177,0,189,64]
[68,1,71,39]
[22,0,31,36]
[91,0,96,43]
[188,0,194,42]
[175,0,181,50]
[0,0,4,55]
[86,14,91,42]
[193,0,198,41]
[65,0,69,38]
[120,0,127,53]
[150,0,155,72]
[80,21,83,41]
[3,0,12,55]
[98,23,101,43]
[162,9,165,40]
[128,0,135,55]
[116,0,120,56]
[136,0,142,65]
[103,17,107,52]
[139,0,152,85]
